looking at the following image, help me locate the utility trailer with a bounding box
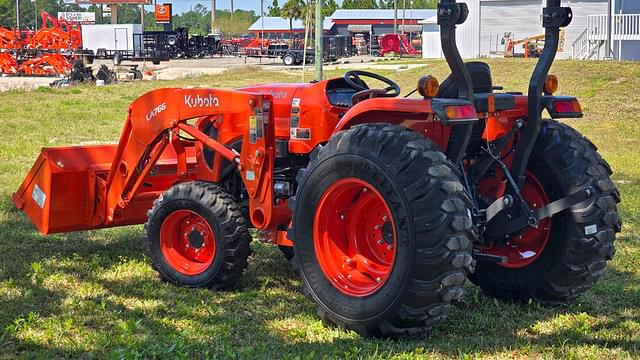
[88,27,221,65]
[281,35,354,66]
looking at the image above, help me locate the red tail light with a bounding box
[444,104,477,120]
[553,100,582,114]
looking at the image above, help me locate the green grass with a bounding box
[1,60,639,359]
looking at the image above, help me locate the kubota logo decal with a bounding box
[184,94,220,108]
[146,102,167,122]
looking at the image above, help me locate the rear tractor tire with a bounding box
[289,124,476,338]
[471,120,621,304]
[145,182,251,289]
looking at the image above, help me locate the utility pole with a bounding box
[605,0,612,59]
[211,0,216,32]
[400,0,405,58]
[16,0,21,32]
[315,0,323,80]
[230,0,234,19]
[112,4,118,24]
[393,0,397,34]
[141,3,145,30]
[32,0,37,32]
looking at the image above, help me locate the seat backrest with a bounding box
[437,61,493,98]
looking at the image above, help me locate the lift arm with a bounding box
[101,88,269,225]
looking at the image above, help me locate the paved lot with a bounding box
[0,75,55,91]
[0,54,423,91]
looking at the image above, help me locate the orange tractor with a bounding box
[13,0,620,338]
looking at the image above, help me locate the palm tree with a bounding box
[281,0,304,31]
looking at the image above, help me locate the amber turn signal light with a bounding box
[544,74,559,94]
[417,75,440,98]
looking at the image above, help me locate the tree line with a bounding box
[1,0,436,35]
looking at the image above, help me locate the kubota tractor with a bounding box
[13,0,620,338]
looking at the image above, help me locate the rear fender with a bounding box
[334,97,437,132]
[333,97,478,151]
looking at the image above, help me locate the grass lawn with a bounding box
[0,59,639,359]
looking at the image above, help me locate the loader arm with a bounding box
[101,88,274,228]
[13,87,276,234]
[99,88,262,225]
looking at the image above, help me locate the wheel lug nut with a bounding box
[345,258,351,264]
[200,232,205,237]
[387,245,393,250]
[362,188,368,192]
[340,213,345,220]
[374,224,381,230]
[382,216,389,222]
[377,239,383,245]
[376,277,382,283]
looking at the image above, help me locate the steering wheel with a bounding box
[343,70,401,105]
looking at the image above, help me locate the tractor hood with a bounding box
[237,82,317,104]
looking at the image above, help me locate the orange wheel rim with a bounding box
[313,178,397,297]
[160,209,216,275]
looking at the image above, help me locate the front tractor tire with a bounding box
[471,120,621,304]
[145,182,251,289]
[289,124,476,338]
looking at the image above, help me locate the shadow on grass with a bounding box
[0,212,638,358]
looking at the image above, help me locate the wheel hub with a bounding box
[313,178,397,297]
[188,231,205,249]
[160,209,217,275]
[482,171,551,269]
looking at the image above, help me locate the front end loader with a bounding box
[14,0,620,338]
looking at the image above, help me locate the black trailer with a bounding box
[280,35,354,66]
[94,28,222,64]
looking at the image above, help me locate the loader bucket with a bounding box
[12,144,117,235]
[13,144,197,235]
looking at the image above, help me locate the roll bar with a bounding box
[510,0,572,188]
[438,0,474,163]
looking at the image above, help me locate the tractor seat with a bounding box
[437,61,493,98]
[437,61,515,112]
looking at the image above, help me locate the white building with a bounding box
[421,0,640,60]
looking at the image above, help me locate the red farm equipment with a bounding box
[0,51,18,74]
[13,0,620,338]
[18,52,72,76]
[26,12,82,51]
[0,11,80,76]
[1,27,19,49]
[374,33,418,57]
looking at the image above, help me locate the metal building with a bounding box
[330,9,436,36]
[421,0,640,60]
[247,17,335,39]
